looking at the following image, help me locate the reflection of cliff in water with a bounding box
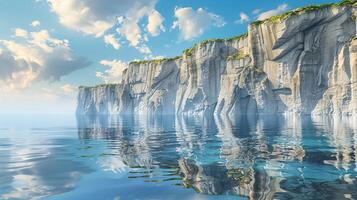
[77,115,180,169]
[76,114,357,199]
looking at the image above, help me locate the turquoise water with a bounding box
[0,114,356,200]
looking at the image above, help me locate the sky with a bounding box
[0,0,341,114]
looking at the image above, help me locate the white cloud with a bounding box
[31,20,41,27]
[61,84,76,94]
[257,3,288,21]
[47,0,164,55]
[137,45,152,55]
[0,28,89,91]
[147,10,165,36]
[97,59,127,83]
[253,9,261,15]
[116,19,142,47]
[172,7,225,40]
[14,28,28,38]
[235,12,250,24]
[30,30,69,53]
[104,34,120,49]
[47,0,112,37]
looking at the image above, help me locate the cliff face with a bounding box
[77,3,357,117]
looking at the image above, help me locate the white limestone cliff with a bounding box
[77,2,357,117]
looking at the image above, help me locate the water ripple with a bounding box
[0,115,356,199]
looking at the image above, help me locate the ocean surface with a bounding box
[0,114,356,200]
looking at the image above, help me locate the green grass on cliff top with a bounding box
[129,32,249,64]
[129,56,182,65]
[79,83,119,89]
[251,0,357,25]
[183,33,248,56]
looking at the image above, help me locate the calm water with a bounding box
[0,114,356,200]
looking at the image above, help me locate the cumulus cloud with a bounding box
[104,34,120,49]
[137,45,152,55]
[31,20,41,27]
[252,9,261,15]
[96,59,127,83]
[116,19,142,47]
[0,28,90,91]
[147,10,165,36]
[47,0,164,55]
[257,3,288,21]
[14,28,28,38]
[172,7,225,40]
[235,12,250,24]
[47,0,113,37]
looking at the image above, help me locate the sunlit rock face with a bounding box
[77,5,357,117]
[250,5,357,116]
[77,84,124,115]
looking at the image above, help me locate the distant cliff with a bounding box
[77,0,357,117]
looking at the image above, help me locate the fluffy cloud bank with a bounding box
[47,0,165,53]
[172,7,225,40]
[0,28,90,91]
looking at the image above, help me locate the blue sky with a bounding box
[0,0,340,114]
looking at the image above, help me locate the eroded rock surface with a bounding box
[77,4,357,117]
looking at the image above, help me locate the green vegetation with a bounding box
[237,66,266,86]
[200,38,225,46]
[79,83,119,89]
[129,56,182,65]
[182,46,194,56]
[183,38,224,56]
[251,0,357,25]
[251,66,265,74]
[226,51,250,61]
[227,168,253,184]
[226,33,248,41]
[183,33,248,56]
